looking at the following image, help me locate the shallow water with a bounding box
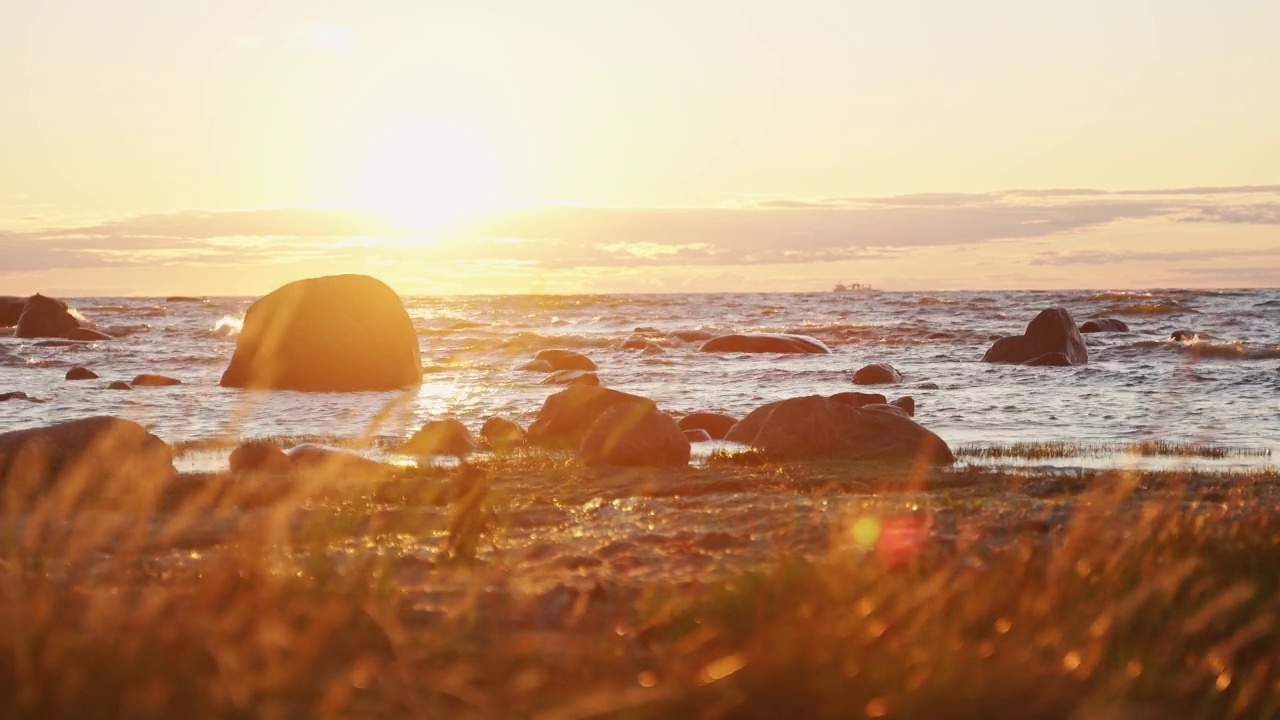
[2,289,1277,469]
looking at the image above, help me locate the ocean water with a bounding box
[2,289,1278,470]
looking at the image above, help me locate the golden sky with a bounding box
[2,1,1278,294]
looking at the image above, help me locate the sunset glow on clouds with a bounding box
[1,1,1277,294]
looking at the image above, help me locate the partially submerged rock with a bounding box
[1022,352,1075,367]
[890,396,916,417]
[527,385,655,450]
[402,419,477,456]
[68,327,114,341]
[1080,318,1129,333]
[541,369,600,386]
[107,381,132,390]
[66,366,98,380]
[229,439,293,474]
[852,363,903,385]
[579,404,690,467]
[724,394,954,464]
[132,374,182,387]
[0,296,27,327]
[534,349,598,371]
[677,412,738,440]
[220,274,421,392]
[480,417,526,450]
[982,308,1087,365]
[15,294,80,339]
[699,333,830,354]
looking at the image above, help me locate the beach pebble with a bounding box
[677,412,738,440]
[580,404,691,467]
[534,348,598,371]
[66,366,98,380]
[982,307,1087,365]
[852,363,903,385]
[402,418,477,456]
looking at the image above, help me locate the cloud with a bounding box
[2,185,1278,279]
[1030,248,1280,267]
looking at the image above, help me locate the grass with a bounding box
[5,432,1280,718]
[957,440,1273,461]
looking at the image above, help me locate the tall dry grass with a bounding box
[3,417,1280,719]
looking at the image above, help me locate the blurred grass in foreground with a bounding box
[3,434,1280,719]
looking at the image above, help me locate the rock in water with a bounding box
[725,394,954,465]
[15,294,80,339]
[1079,318,1129,333]
[0,416,174,493]
[852,363,903,385]
[132,374,182,386]
[541,369,600,386]
[580,404,690,467]
[480,417,526,449]
[699,333,831,354]
[534,349,598,371]
[229,440,292,474]
[107,381,133,390]
[981,308,1088,365]
[0,296,26,327]
[677,412,738,440]
[68,327,114,341]
[1022,352,1075,367]
[402,419,477,456]
[219,274,421,392]
[890,396,916,416]
[66,366,98,380]
[527,385,656,449]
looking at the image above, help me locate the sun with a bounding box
[351,114,503,232]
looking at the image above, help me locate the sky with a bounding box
[1,0,1278,295]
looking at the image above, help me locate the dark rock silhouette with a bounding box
[15,294,80,339]
[132,374,181,387]
[982,308,1087,365]
[0,297,25,327]
[66,367,98,380]
[219,275,421,392]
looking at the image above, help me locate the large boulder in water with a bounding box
[527,384,655,449]
[0,416,174,494]
[0,297,26,327]
[724,394,954,465]
[15,294,80,339]
[219,275,421,392]
[580,404,690,467]
[699,333,830,354]
[981,308,1087,365]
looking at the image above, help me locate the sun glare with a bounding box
[351,114,502,233]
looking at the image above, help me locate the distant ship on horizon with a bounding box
[832,282,875,292]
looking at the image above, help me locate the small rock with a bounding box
[890,396,916,417]
[852,363,903,385]
[107,381,132,390]
[528,385,656,449]
[66,366,98,380]
[683,429,713,443]
[1079,318,1129,333]
[0,391,33,402]
[132,374,181,386]
[480,417,526,449]
[677,412,738,440]
[287,444,385,476]
[580,404,691,467]
[229,439,292,474]
[982,308,1087,365]
[402,418,477,456]
[541,369,600,386]
[534,349,598,371]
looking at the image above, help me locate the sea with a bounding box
[2,288,1278,473]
